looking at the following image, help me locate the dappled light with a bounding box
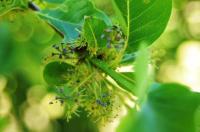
[0,0,200,132]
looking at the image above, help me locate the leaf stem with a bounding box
[71,72,95,94]
[89,58,136,94]
[117,0,130,62]
[105,78,136,102]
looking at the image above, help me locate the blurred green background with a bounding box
[0,0,200,132]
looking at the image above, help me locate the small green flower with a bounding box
[44,25,126,123]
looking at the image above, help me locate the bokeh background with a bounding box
[0,0,200,132]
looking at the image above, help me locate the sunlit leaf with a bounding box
[42,0,111,25]
[121,72,135,80]
[113,0,172,53]
[39,0,112,42]
[90,59,135,93]
[38,13,80,42]
[83,17,107,54]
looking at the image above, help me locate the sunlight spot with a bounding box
[177,41,200,69]
[185,2,200,37]
[116,65,133,72]
[177,41,200,92]
[41,93,65,119]
[27,85,46,105]
[3,115,20,132]
[185,2,200,23]
[158,41,200,92]
[23,105,50,131]
[0,92,11,117]
[100,106,127,132]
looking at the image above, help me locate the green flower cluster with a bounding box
[43,25,126,122]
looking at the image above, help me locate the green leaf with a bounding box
[39,0,112,42]
[59,110,99,132]
[42,0,111,25]
[83,17,107,54]
[43,61,75,85]
[117,83,200,132]
[0,117,8,132]
[120,52,136,65]
[117,108,137,132]
[0,22,14,74]
[38,13,81,42]
[135,44,150,101]
[121,72,135,80]
[113,0,172,53]
[89,58,135,93]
